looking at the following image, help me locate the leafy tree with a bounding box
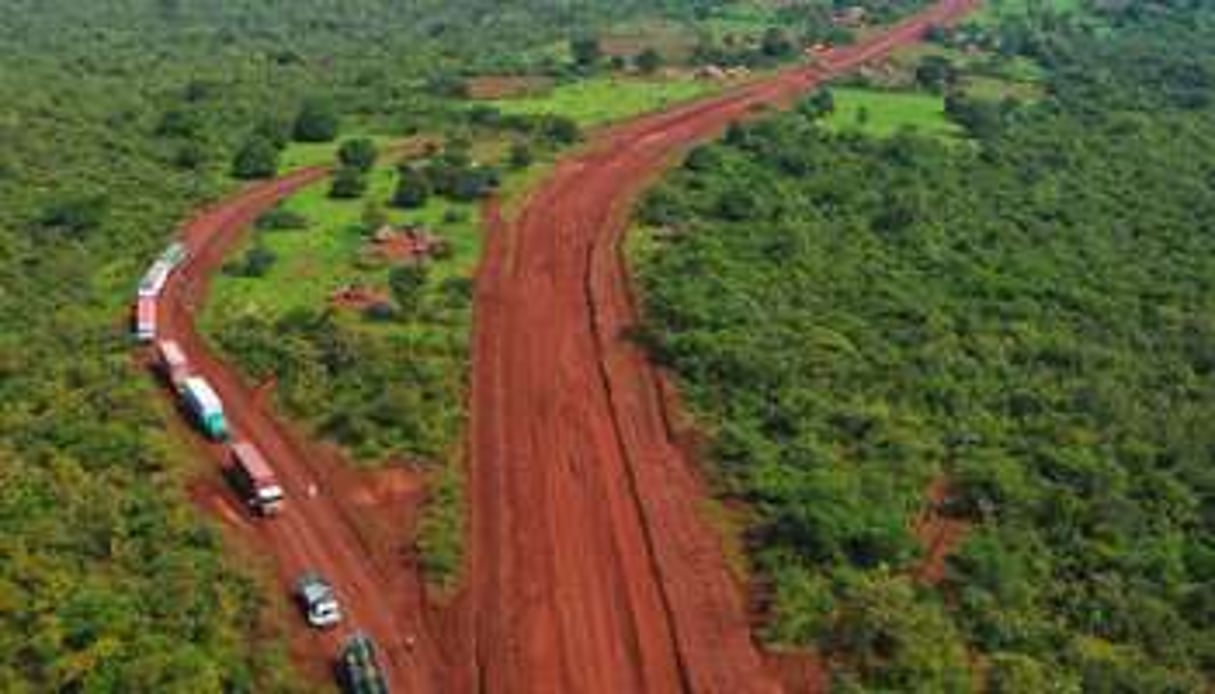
[800,89,836,120]
[36,193,109,236]
[571,36,602,68]
[915,55,958,93]
[224,243,277,277]
[508,142,534,169]
[389,264,428,315]
[761,27,795,58]
[253,116,291,150]
[231,135,280,179]
[172,140,207,170]
[292,98,339,143]
[256,206,309,231]
[337,137,378,172]
[539,115,581,145]
[329,165,368,199]
[393,166,432,208]
[636,47,664,74]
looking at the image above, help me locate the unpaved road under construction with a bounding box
[155,1,975,691]
[466,1,976,691]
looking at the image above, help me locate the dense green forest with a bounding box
[632,2,1215,691]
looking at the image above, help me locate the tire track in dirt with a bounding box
[467,2,978,692]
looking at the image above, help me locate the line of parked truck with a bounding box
[133,245,390,692]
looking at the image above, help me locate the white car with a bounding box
[294,572,342,629]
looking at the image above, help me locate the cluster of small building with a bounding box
[694,64,753,81]
[370,224,448,262]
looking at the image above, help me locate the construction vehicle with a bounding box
[294,572,342,628]
[336,632,389,694]
[156,340,190,392]
[228,442,284,516]
[181,376,229,440]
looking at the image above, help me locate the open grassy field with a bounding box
[821,87,962,139]
[490,75,718,127]
[202,167,479,329]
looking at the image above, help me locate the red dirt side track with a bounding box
[466,1,977,692]
[157,170,444,692]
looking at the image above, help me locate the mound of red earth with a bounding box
[153,1,977,691]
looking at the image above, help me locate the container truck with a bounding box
[138,259,173,298]
[181,376,229,440]
[158,241,188,268]
[156,340,190,392]
[134,297,157,342]
[228,442,284,516]
[336,633,389,694]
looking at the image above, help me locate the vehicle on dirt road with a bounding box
[156,340,190,392]
[181,376,230,440]
[336,632,389,694]
[294,571,341,628]
[134,297,157,342]
[228,441,285,516]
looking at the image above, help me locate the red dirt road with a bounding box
[156,170,443,693]
[467,2,977,692]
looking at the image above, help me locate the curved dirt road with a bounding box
[467,1,977,692]
[156,170,443,693]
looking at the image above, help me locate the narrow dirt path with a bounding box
[157,169,444,693]
[466,2,978,692]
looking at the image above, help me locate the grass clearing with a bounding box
[203,166,479,328]
[278,134,400,171]
[490,75,718,127]
[821,87,962,139]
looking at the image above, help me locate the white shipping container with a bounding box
[159,242,188,268]
[138,260,173,298]
[156,340,190,390]
[183,376,224,416]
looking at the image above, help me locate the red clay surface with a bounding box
[466,2,977,692]
[150,2,976,691]
[912,478,971,586]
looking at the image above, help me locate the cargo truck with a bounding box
[336,633,389,694]
[134,297,157,342]
[158,241,188,267]
[156,340,190,392]
[138,259,173,298]
[181,376,229,440]
[228,442,284,516]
